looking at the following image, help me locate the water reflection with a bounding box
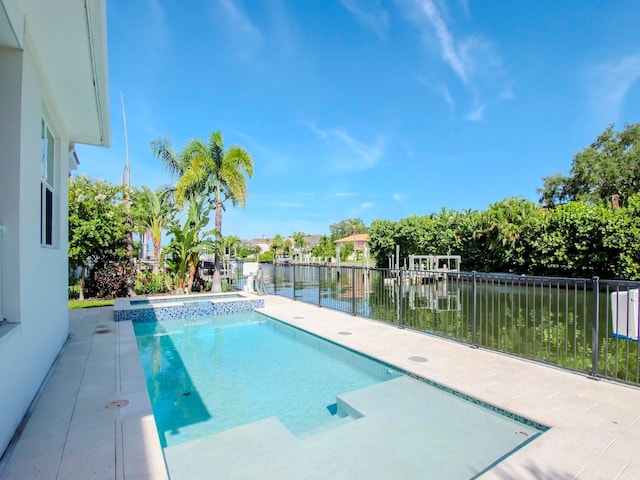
[134,322,212,447]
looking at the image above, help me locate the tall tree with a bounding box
[292,232,307,260]
[151,131,253,292]
[539,123,640,207]
[270,234,285,254]
[132,186,175,274]
[330,218,368,240]
[223,235,242,257]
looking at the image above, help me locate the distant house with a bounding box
[0,0,110,455]
[303,235,322,249]
[335,233,370,251]
[248,237,271,253]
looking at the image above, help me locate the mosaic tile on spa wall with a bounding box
[114,299,265,322]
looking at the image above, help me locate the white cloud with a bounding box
[392,193,404,201]
[458,0,471,18]
[401,0,510,118]
[335,192,357,197]
[347,201,375,216]
[587,54,640,124]
[232,130,292,173]
[402,141,415,159]
[418,76,455,109]
[417,0,469,83]
[267,201,306,208]
[305,122,386,171]
[215,0,263,55]
[339,0,389,39]
[348,201,375,216]
[440,83,454,108]
[464,104,484,121]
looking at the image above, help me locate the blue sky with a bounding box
[77,0,640,240]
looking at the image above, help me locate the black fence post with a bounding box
[351,267,356,315]
[398,269,404,328]
[273,263,278,296]
[591,276,600,378]
[318,264,322,307]
[471,271,478,348]
[292,264,296,300]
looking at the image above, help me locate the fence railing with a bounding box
[261,263,640,387]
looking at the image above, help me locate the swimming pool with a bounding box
[133,311,547,478]
[134,312,400,446]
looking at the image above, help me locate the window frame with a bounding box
[40,118,55,247]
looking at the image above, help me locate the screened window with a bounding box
[41,119,55,246]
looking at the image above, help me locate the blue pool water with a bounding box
[133,312,399,447]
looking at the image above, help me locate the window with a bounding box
[41,119,55,246]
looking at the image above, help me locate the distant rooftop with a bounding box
[335,233,369,243]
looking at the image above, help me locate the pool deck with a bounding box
[1,295,640,479]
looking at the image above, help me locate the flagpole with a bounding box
[121,92,135,297]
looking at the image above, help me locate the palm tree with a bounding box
[292,232,307,261]
[223,235,242,258]
[270,234,285,255]
[475,197,540,272]
[151,131,253,292]
[132,186,175,274]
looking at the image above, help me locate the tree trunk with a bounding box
[153,240,161,275]
[187,262,197,293]
[211,255,222,293]
[78,266,85,301]
[125,217,135,297]
[211,197,223,292]
[163,274,173,294]
[215,199,222,233]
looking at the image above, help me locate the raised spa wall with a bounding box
[113,294,265,322]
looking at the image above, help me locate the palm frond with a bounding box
[150,136,183,178]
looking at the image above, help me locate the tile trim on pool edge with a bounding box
[115,298,265,322]
[256,310,550,433]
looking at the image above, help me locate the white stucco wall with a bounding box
[0,41,70,454]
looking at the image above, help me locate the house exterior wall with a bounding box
[0,39,77,456]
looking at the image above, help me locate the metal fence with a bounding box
[261,263,640,387]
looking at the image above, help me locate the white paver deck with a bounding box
[1,295,639,479]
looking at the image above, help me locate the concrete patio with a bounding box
[1,295,640,479]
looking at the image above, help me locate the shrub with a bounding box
[85,260,131,299]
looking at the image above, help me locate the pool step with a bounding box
[296,409,356,439]
[163,376,542,480]
[164,417,298,479]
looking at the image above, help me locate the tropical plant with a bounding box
[164,198,222,293]
[151,131,253,292]
[474,197,541,272]
[292,232,307,259]
[270,234,285,255]
[132,186,175,274]
[223,235,242,258]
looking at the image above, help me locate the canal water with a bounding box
[257,263,640,385]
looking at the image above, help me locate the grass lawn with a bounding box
[68,299,114,309]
